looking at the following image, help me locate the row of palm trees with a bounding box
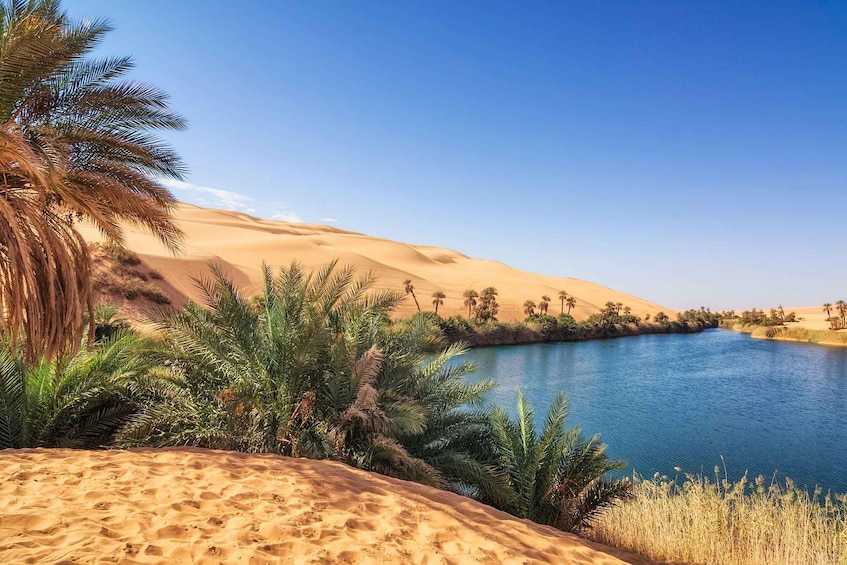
[1,262,632,533]
[822,302,847,330]
[404,280,578,320]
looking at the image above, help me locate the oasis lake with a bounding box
[460,328,847,493]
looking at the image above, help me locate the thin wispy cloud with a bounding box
[320,217,339,224]
[159,178,303,223]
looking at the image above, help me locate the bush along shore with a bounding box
[723,321,847,347]
[431,307,720,348]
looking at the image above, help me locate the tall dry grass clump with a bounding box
[589,468,847,565]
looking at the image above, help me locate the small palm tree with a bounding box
[823,303,833,320]
[490,391,631,532]
[0,332,152,449]
[558,291,568,315]
[463,289,478,319]
[539,296,550,316]
[0,1,186,362]
[523,300,537,317]
[623,306,632,316]
[432,290,446,315]
[566,297,576,316]
[404,279,421,312]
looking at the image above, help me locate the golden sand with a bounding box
[0,448,658,564]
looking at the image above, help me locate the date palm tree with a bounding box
[837,300,847,329]
[523,300,536,317]
[403,279,421,312]
[823,303,833,320]
[463,289,478,320]
[490,391,631,532]
[0,0,186,362]
[558,291,568,314]
[431,290,445,315]
[539,295,550,316]
[0,332,153,449]
[566,297,576,315]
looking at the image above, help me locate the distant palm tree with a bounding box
[432,291,446,315]
[0,1,186,362]
[837,301,847,329]
[404,279,421,312]
[523,300,536,317]
[558,291,568,314]
[490,391,632,532]
[566,297,576,315]
[823,303,833,320]
[623,306,632,316]
[463,289,478,319]
[778,305,785,319]
[615,302,623,315]
[539,296,550,316]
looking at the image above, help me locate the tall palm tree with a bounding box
[523,300,536,317]
[0,0,186,362]
[615,302,623,315]
[558,291,568,314]
[490,391,631,532]
[539,295,550,316]
[566,297,576,315]
[838,300,847,329]
[463,289,478,319]
[823,303,833,320]
[403,279,421,312]
[477,287,499,322]
[431,290,445,315]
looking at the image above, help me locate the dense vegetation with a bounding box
[0,261,632,533]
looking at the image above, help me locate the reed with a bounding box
[589,468,847,565]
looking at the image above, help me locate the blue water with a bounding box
[460,329,847,493]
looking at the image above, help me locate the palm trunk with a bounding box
[411,292,420,312]
[567,305,572,315]
[560,299,564,315]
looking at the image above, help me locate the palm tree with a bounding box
[477,287,499,322]
[566,297,576,315]
[823,303,833,320]
[403,279,421,312]
[778,305,785,320]
[490,391,631,532]
[523,300,536,317]
[539,295,550,316]
[463,289,478,320]
[0,332,153,449]
[623,306,632,317]
[122,262,505,495]
[0,1,186,362]
[558,291,568,314]
[431,290,445,315]
[837,300,847,329]
[615,302,623,315]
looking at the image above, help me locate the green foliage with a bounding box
[0,332,152,449]
[119,262,508,500]
[490,391,632,532]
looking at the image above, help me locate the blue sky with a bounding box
[69,1,847,310]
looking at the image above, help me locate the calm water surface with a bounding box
[460,329,847,492]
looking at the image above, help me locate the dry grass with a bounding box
[733,323,847,347]
[589,469,847,565]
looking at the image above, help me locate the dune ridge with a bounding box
[0,448,660,564]
[78,203,673,321]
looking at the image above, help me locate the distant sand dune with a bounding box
[78,203,674,322]
[0,448,659,564]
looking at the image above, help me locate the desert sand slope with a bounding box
[0,448,659,565]
[77,203,673,322]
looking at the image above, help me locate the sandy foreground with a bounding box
[0,448,661,565]
[77,203,673,322]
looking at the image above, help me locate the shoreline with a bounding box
[724,322,847,348]
[439,320,711,349]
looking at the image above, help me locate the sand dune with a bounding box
[0,448,659,564]
[78,203,673,321]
